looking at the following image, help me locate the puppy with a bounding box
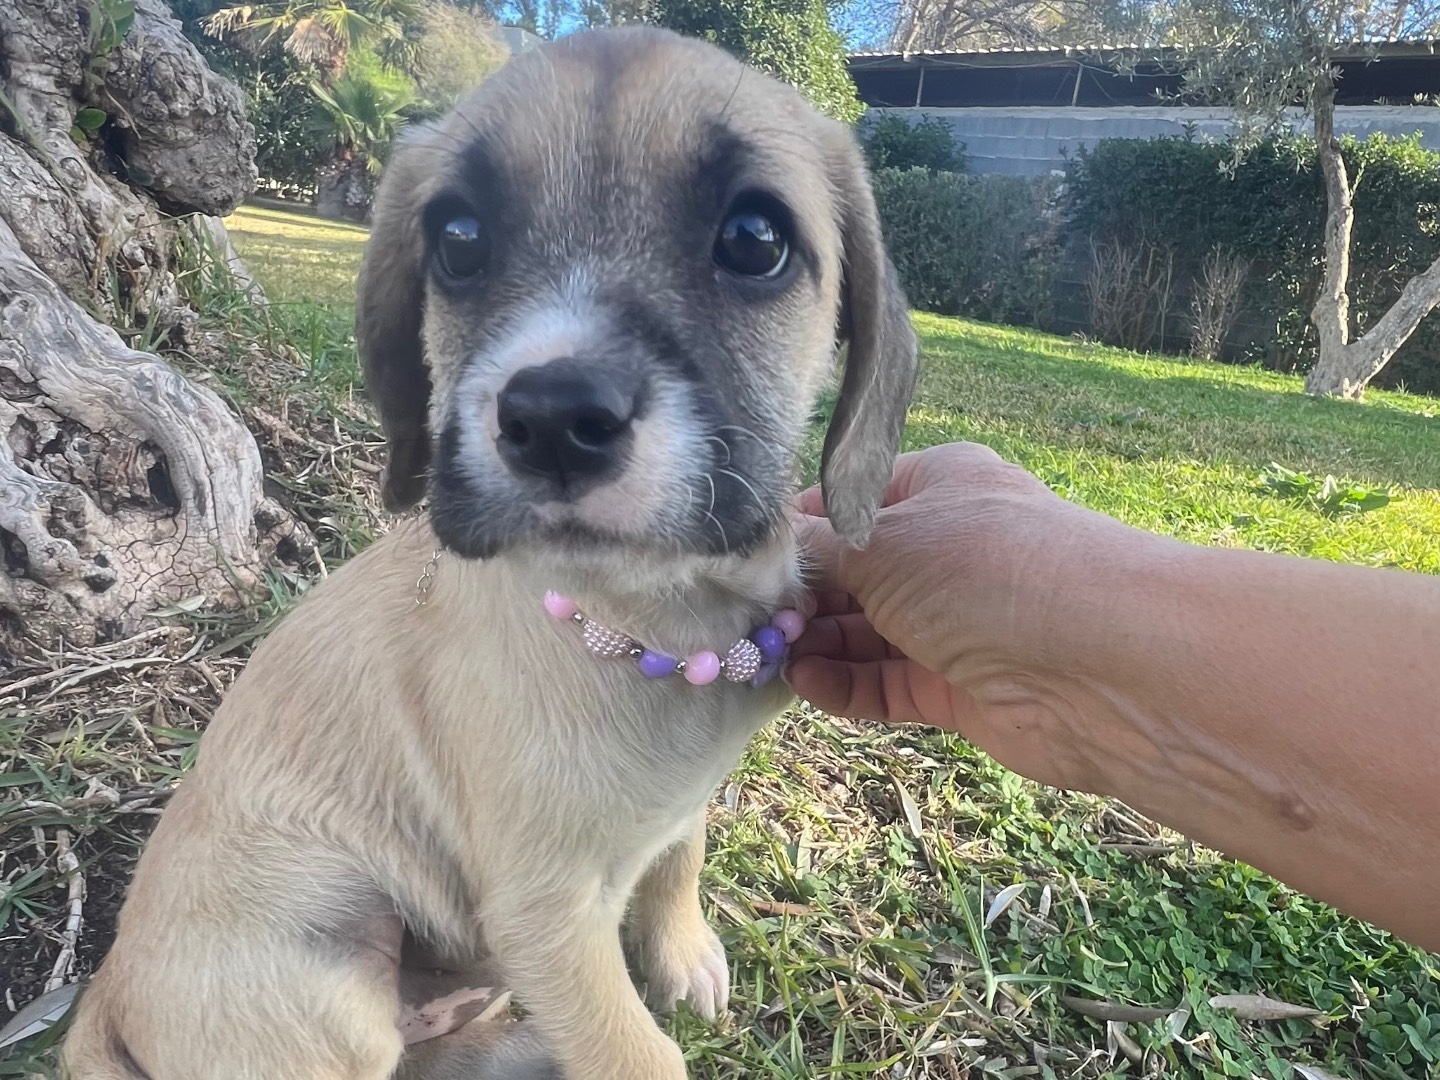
[61,26,917,1080]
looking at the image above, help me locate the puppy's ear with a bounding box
[821,139,919,548]
[357,134,434,511]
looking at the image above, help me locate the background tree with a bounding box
[841,0,1112,51]
[0,0,294,646]
[201,0,424,79]
[187,0,508,208]
[653,0,864,121]
[412,1,510,109]
[1122,0,1440,397]
[310,54,417,218]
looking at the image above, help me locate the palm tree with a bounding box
[308,70,414,220]
[202,0,423,79]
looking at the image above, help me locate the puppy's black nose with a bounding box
[496,359,638,484]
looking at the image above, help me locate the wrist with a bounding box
[936,507,1201,796]
[1018,529,1246,813]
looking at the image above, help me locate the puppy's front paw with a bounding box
[635,916,729,1021]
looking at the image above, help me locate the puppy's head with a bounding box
[358,27,916,570]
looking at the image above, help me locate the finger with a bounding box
[791,612,902,664]
[807,589,864,619]
[786,656,956,728]
[879,442,1010,508]
[794,484,825,517]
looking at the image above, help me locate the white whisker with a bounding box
[716,467,765,518]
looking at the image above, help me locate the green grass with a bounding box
[898,315,1439,572]
[225,201,368,306]
[3,203,1437,1079]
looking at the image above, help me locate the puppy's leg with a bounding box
[628,815,729,1020]
[486,887,687,1080]
[397,1021,561,1080]
[62,927,405,1080]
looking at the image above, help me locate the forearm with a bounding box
[1068,537,1440,948]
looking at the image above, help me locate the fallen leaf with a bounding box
[1107,1020,1144,1064]
[1061,995,1173,1023]
[150,595,208,617]
[1292,1064,1349,1080]
[892,777,923,839]
[399,987,511,1045]
[1208,993,1322,1021]
[748,899,814,917]
[931,942,979,968]
[0,983,82,1049]
[984,883,1026,929]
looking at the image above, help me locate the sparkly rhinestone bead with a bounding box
[723,638,762,682]
[753,625,786,663]
[582,620,634,658]
[637,650,678,678]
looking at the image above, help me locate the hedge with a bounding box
[870,167,1061,328]
[1065,133,1440,394]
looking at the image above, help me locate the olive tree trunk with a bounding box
[0,0,295,647]
[1305,87,1440,399]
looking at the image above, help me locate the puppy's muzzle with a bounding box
[496,358,640,493]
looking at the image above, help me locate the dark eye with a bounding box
[437,215,485,278]
[714,203,790,279]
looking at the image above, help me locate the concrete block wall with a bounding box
[873,105,1440,177]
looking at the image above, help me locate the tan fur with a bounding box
[62,26,916,1080]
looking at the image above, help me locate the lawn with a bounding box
[1,203,1437,1079]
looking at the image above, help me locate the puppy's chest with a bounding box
[570,675,783,790]
[511,663,789,825]
[575,681,787,868]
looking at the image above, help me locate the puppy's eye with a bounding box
[714,204,789,279]
[438,216,485,278]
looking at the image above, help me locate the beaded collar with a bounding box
[543,591,805,688]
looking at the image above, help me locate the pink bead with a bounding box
[772,609,805,643]
[684,650,721,685]
[543,591,578,620]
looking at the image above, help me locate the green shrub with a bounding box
[872,167,1059,326]
[1066,133,1440,394]
[859,113,966,174]
[653,0,863,122]
[411,3,508,116]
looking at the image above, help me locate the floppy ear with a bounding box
[356,135,434,511]
[820,139,920,548]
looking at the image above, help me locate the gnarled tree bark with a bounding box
[1,0,299,647]
[1305,85,1440,399]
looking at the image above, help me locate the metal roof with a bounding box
[848,39,1440,66]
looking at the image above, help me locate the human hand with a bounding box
[787,441,1157,794]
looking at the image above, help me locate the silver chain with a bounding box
[415,548,444,606]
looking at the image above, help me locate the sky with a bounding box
[493,1,896,51]
[832,1,897,50]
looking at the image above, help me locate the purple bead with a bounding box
[751,661,781,688]
[753,625,786,663]
[637,650,678,678]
